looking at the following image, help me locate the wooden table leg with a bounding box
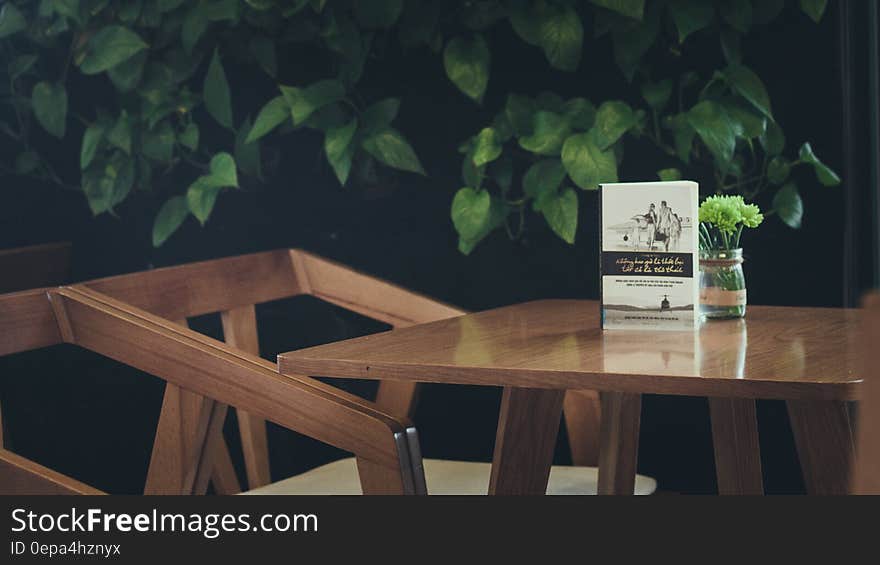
[489,387,565,495]
[787,400,854,495]
[597,392,642,495]
[708,398,764,495]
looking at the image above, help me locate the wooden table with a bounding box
[278,300,862,495]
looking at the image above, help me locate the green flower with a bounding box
[698,195,764,251]
[740,202,764,228]
[699,195,743,235]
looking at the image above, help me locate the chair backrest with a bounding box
[81,248,603,489]
[0,242,71,294]
[854,292,880,493]
[0,242,72,449]
[80,248,465,491]
[0,286,423,495]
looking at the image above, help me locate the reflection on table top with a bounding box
[278,300,862,400]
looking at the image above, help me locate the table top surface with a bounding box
[278,300,863,400]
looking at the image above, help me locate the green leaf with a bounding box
[361,98,400,134]
[207,152,238,188]
[246,96,290,143]
[538,5,583,71]
[518,111,570,156]
[508,1,542,46]
[592,101,636,150]
[760,120,785,156]
[457,195,507,255]
[153,196,190,247]
[462,1,505,30]
[81,124,105,169]
[354,0,403,29]
[301,103,347,131]
[657,168,682,181]
[451,187,491,241]
[279,0,309,16]
[32,82,67,138]
[611,8,659,81]
[471,128,502,167]
[461,155,483,189]
[490,154,513,191]
[665,114,696,163]
[15,151,39,175]
[158,0,186,12]
[79,26,148,75]
[505,94,535,136]
[280,79,346,125]
[561,132,618,190]
[107,112,133,154]
[0,3,27,38]
[563,98,596,130]
[542,187,578,243]
[244,0,274,10]
[206,0,239,21]
[142,121,174,162]
[723,64,772,119]
[82,152,134,214]
[182,3,209,53]
[108,50,147,92]
[719,0,752,33]
[235,118,261,178]
[523,159,566,208]
[754,0,785,24]
[325,118,357,185]
[187,177,223,225]
[685,100,738,171]
[362,127,425,175]
[773,183,803,228]
[179,123,199,150]
[9,54,38,79]
[721,99,766,139]
[589,0,645,20]
[204,49,233,129]
[119,1,143,23]
[799,142,841,186]
[767,156,790,184]
[800,0,828,23]
[249,36,277,77]
[669,0,714,43]
[642,80,672,110]
[443,35,490,102]
[721,29,742,63]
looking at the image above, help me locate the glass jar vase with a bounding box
[699,248,746,319]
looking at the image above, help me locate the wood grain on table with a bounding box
[278,299,861,401]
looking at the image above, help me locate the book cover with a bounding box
[600,181,699,330]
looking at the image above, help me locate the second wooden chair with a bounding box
[85,249,655,495]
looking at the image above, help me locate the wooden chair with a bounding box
[853,292,880,494]
[0,242,72,449]
[0,285,422,494]
[83,249,653,494]
[0,242,71,294]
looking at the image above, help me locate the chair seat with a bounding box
[244,458,657,495]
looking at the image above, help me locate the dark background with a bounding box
[2,2,878,494]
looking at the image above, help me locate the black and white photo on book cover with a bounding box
[600,181,699,330]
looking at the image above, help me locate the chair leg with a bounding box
[220,305,272,489]
[210,438,241,495]
[145,383,214,494]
